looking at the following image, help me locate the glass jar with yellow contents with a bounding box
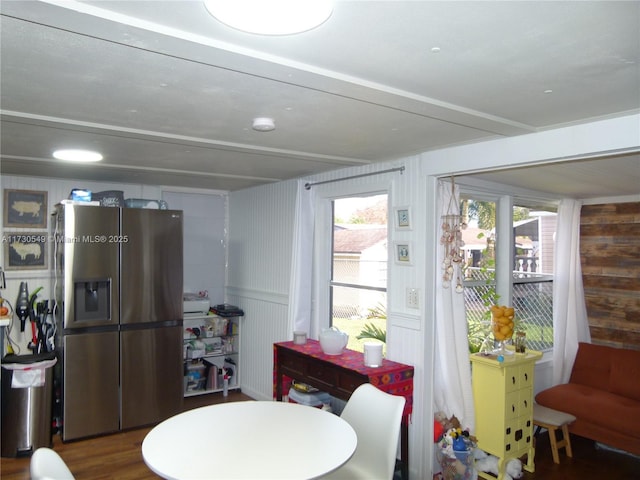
[490,305,515,355]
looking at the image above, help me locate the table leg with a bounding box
[400,423,409,479]
[275,371,283,401]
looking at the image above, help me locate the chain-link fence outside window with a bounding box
[465,267,553,352]
[513,278,553,350]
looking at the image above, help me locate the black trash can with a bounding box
[1,352,57,457]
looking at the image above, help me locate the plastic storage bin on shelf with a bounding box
[184,361,206,393]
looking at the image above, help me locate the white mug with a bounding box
[293,331,307,345]
[364,342,383,367]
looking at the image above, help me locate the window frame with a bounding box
[460,187,558,352]
[329,195,389,327]
[311,180,390,336]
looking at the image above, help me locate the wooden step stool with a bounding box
[533,403,576,464]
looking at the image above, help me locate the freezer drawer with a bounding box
[62,331,119,441]
[120,326,183,429]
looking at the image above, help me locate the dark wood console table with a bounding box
[274,340,414,479]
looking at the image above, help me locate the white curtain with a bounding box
[552,198,591,385]
[287,180,315,336]
[433,179,475,431]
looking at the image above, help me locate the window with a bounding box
[463,195,556,352]
[462,197,498,352]
[331,194,388,352]
[512,205,556,352]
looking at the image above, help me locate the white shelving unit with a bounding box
[183,313,241,397]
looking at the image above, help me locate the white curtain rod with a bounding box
[304,166,405,190]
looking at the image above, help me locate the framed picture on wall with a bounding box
[3,232,48,270]
[3,189,48,229]
[394,207,411,230]
[395,242,412,265]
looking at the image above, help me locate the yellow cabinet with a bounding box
[470,349,542,480]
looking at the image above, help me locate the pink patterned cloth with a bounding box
[274,340,414,423]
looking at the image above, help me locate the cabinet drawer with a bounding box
[505,415,533,455]
[278,352,305,378]
[505,364,534,392]
[504,367,520,392]
[506,388,533,417]
[518,365,534,389]
[307,364,338,389]
[337,371,367,396]
[518,389,532,424]
[505,390,520,420]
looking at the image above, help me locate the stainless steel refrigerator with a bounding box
[53,204,183,441]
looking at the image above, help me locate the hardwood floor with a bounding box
[520,432,640,480]
[2,391,639,479]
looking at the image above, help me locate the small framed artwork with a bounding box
[4,189,48,229]
[394,207,411,230]
[395,242,412,265]
[3,232,48,270]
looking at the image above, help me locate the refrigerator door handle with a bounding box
[119,319,183,331]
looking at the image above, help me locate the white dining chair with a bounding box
[322,383,406,480]
[30,447,75,480]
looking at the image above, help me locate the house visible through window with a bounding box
[331,194,388,352]
[462,195,556,352]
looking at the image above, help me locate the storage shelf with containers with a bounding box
[183,314,240,397]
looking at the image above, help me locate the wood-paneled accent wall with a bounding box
[580,202,640,350]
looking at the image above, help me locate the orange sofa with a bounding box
[535,342,640,456]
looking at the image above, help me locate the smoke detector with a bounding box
[252,117,275,132]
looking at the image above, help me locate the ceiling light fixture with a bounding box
[252,117,275,132]
[53,149,103,163]
[203,0,333,35]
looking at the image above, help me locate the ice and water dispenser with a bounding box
[73,279,111,323]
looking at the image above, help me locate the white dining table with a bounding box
[142,400,357,479]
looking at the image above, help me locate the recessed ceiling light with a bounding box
[252,117,276,132]
[431,47,441,53]
[544,89,553,94]
[204,0,333,35]
[53,149,103,162]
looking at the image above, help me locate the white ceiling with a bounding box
[1,1,639,196]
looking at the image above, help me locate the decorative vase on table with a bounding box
[490,305,515,356]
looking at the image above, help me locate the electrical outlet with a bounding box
[407,288,419,309]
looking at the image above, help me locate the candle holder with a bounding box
[515,331,527,354]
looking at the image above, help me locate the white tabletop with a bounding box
[142,401,357,480]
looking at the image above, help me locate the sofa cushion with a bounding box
[609,347,640,402]
[569,342,612,390]
[536,384,640,438]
